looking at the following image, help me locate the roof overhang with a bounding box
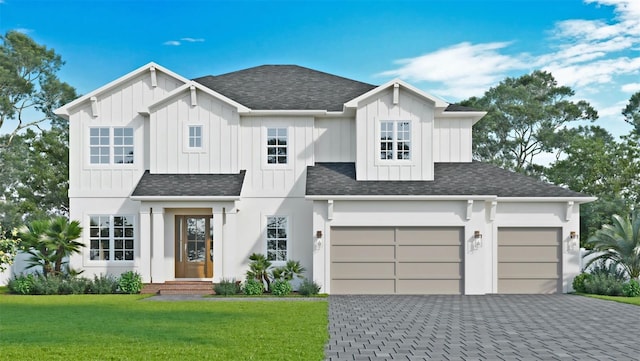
[130,195,241,202]
[54,62,190,119]
[139,81,250,115]
[344,78,447,109]
[436,110,487,124]
[305,195,597,204]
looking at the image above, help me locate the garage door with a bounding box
[498,228,561,294]
[330,227,463,294]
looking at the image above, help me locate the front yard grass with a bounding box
[584,294,640,306]
[0,294,328,360]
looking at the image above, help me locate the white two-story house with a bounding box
[53,62,593,294]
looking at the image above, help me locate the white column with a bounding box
[138,206,152,283]
[312,200,329,293]
[151,207,165,283]
[223,203,239,280]
[212,205,224,282]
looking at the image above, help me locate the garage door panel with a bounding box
[331,279,395,294]
[397,245,461,261]
[331,245,395,261]
[332,228,395,245]
[331,227,463,295]
[498,227,561,294]
[499,279,559,294]
[498,262,560,278]
[332,262,395,278]
[397,262,461,278]
[499,245,559,262]
[397,279,462,294]
[396,228,462,245]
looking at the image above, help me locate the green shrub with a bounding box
[623,280,640,297]
[8,274,35,294]
[243,278,264,295]
[298,278,321,297]
[214,278,240,296]
[572,273,592,293]
[271,280,292,296]
[88,274,119,294]
[118,271,143,294]
[583,272,626,296]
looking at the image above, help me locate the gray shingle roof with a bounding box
[194,65,376,111]
[132,170,246,197]
[194,65,477,112]
[305,162,588,198]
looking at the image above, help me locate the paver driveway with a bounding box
[326,295,640,361]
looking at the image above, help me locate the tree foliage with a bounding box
[0,30,76,146]
[622,91,640,136]
[461,70,597,173]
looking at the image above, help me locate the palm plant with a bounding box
[585,210,640,279]
[280,260,306,281]
[18,219,56,277]
[48,217,83,274]
[246,253,272,291]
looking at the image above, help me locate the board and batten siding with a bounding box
[69,71,184,198]
[355,88,434,181]
[314,117,356,162]
[149,90,240,174]
[433,118,473,162]
[239,116,315,197]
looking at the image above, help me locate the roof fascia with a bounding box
[305,195,497,201]
[139,81,250,115]
[54,62,190,119]
[497,196,597,204]
[344,78,448,109]
[436,110,487,124]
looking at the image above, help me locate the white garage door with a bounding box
[498,227,562,294]
[330,227,463,294]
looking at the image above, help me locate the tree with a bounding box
[17,217,83,276]
[622,91,640,136]
[0,226,20,272]
[461,70,597,173]
[585,211,640,280]
[0,31,76,146]
[0,126,69,230]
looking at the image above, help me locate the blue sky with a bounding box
[1,0,639,137]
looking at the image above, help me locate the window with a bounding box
[267,127,287,164]
[188,125,203,148]
[89,215,135,261]
[89,127,134,164]
[113,127,134,164]
[89,128,110,164]
[380,121,411,160]
[266,216,287,262]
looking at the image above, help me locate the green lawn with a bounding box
[0,294,328,360]
[583,294,640,306]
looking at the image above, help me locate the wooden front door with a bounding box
[175,216,213,278]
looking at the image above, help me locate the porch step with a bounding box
[141,281,214,295]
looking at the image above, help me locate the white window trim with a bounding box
[261,122,293,170]
[86,214,136,265]
[263,214,290,266]
[375,119,414,165]
[183,123,208,153]
[86,126,136,167]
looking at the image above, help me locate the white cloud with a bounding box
[181,37,204,43]
[14,28,33,34]
[621,83,640,93]
[379,0,640,105]
[163,40,181,46]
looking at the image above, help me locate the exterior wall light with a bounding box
[314,230,323,249]
[569,231,579,251]
[473,231,483,250]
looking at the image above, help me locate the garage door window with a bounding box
[266,216,288,262]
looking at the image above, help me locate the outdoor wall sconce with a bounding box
[570,231,578,240]
[316,230,323,238]
[314,230,323,249]
[569,231,579,251]
[473,231,483,250]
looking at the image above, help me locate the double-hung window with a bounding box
[380,121,411,160]
[89,215,135,261]
[266,216,288,262]
[266,127,287,164]
[89,127,134,164]
[188,125,203,149]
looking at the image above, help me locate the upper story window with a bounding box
[89,127,134,165]
[113,127,134,164]
[188,125,203,148]
[89,128,110,164]
[267,127,288,164]
[380,121,411,160]
[89,215,135,261]
[266,216,288,262]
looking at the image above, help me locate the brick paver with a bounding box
[326,295,640,360]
